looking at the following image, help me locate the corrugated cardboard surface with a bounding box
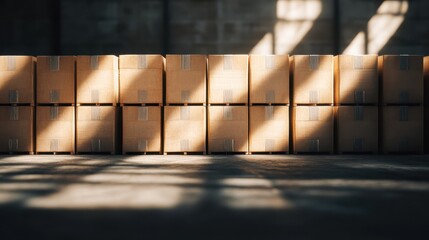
[249,55,289,104]
[37,56,75,104]
[119,55,163,104]
[337,106,378,153]
[208,106,248,152]
[76,106,116,153]
[36,106,74,152]
[381,55,423,104]
[208,55,248,104]
[425,57,429,153]
[166,55,207,104]
[293,106,333,153]
[293,55,333,104]
[76,55,119,104]
[335,55,378,104]
[123,106,161,152]
[0,56,35,104]
[164,106,206,152]
[383,106,423,153]
[0,106,33,152]
[249,106,289,152]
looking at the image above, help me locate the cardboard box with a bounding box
[337,106,378,153]
[0,56,35,104]
[36,106,75,152]
[119,55,163,104]
[380,55,423,104]
[76,55,119,104]
[292,55,333,104]
[0,106,33,152]
[383,106,423,153]
[76,106,116,153]
[37,56,75,104]
[249,106,289,152]
[123,106,161,153]
[166,55,207,104]
[164,106,206,152]
[208,106,248,152]
[249,55,289,104]
[293,106,334,153]
[335,55,378,104]
[208,55,248,104]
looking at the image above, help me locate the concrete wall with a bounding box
[0,0,428,55]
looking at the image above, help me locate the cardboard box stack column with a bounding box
[380,55,424,153]
[208,106,248,153]
[76,55,118,153]
[119,55,163,154]
[292,55,334,153]
[164,106,206,153]
[208,55,248,153]
[164,55,207,153]
[0,56,35,153]
[425,56,429,154]
[335,55,379,153]
[36,56,75,154]
[249,55,289,153]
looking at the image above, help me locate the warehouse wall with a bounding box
[1,0,429,55]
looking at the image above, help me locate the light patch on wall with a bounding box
[343,0,409,54]
[250,33,273,54]
[343,31,366,54]
[274,0,322,54]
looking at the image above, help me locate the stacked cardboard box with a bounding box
[293,106,334,153]
[76,55,118,153]
[208,55,248,153]
[380,55,424,153]
[76,106,116,153]
[249,106,289,152]
[123,106,161,153]
[0,56,35,153]
[119,55,163,153]
[119,55,163,104]
[36,56,75,153]
[36,106,75,153]
[335,55,379,153]
[166,55,206,104]
[77,55,118,104]
[164,106,206,153]
[208,55,248,104]
[0,106,34,153]
[292,55,334,153]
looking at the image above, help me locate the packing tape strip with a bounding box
[265,106,274,120]
[181,55,191,70]
[9,106,19,121]
[354,106,363,121]
[50,139,59,152]
[353,55,363,69]
[309,90,319,104]
[7,56,16,71]
[224,139,235,152]
[265,55,275,69]
[399,106,409,121]
[265,139,275,152]
[309,55,319,70]
[91,107,101,121]
[223,106,233,120]
[309,106,319,121]
[180,139,190,152]
[49,56,60,71]
[90,56,99,70]
[138,107,149,121]
[137,55,147,69]
[138,139,148,151]
[223,55,233,70]
[180,106,190,120]
[50,106,59,120]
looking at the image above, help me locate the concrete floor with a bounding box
[0,154,429,240]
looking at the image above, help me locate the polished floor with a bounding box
[1,154,429,240]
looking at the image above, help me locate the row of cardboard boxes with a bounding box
[0,55,428,105]
[0,105,425,154]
